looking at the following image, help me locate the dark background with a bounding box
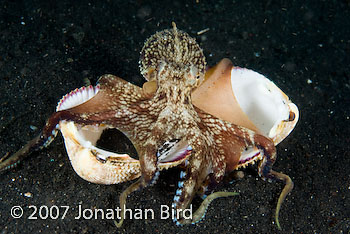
[0,0,349,233]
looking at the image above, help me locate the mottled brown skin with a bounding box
[114,25,284,226]
[0,24,292,229]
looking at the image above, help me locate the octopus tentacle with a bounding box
[196,174,215,199]
[0,135,46,172]
[259,165,294,230]
[138,135,162,186]
[190,191,239,225]
[174,166,239,225]
[0,110,73,172]
[171,139,213,225]
[115,179,142,228]
[234,129,293,229]
[252,134,293,230]
[197,107,293,229]
[271,171,293,230]
[115,140,193,227]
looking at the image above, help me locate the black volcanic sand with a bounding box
[0,1,349,233]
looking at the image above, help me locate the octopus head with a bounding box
[139,22,206,84]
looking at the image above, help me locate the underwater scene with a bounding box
[0,0,349,233]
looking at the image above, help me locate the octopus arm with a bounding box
[171,137,212,225]
[65,75,146,114]
[0,75,152,172]
[196,107,293,229]
[170,127,239,225]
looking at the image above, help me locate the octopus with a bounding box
[0,23,295,229]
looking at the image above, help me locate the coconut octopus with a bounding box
[0,23,297,229]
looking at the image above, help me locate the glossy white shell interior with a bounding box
[230,67,297,141]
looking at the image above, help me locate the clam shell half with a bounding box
[57,85,190,184]
[192,58,299,145]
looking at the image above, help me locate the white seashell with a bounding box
[192,58,299,145]
[192,58,299,167]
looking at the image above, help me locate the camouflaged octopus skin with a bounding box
[114,24,281,226]
[0,24,292,228]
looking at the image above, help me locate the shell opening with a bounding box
[230,68,290,138]
[66,122,133,161]
[62,120,190,164]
